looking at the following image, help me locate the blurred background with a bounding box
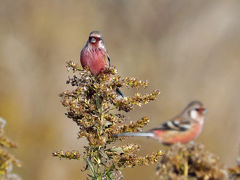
[1,0,240,179]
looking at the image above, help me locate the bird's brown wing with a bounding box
[151,117,191,132]
[107,54,110,66]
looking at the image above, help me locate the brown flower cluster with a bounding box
[0,118,21,180]
[156,142,227,180]
[53,61,161,179]
[228,165,240,180]
[52,150,81,160]
[228,148,240,180]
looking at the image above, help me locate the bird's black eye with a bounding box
[194,108,200,111]
[89,37,96,43]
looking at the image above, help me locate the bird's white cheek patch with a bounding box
[190,110,198,119]
[98,41,105,49]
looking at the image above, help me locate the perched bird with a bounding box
[116,101,207,145]
[80,31,110,76]
[80,31,124,97]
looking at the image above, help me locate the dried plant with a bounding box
[0,118,21,180]
[228,146,240,180]
[228,166,240,180]
[53,61,161,179]
[156,142,228,180]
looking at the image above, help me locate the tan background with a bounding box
[0,0,240,179]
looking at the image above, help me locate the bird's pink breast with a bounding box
[80,48,108,76]
[153,122,203,144]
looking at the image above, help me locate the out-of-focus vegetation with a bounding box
[156,143,227,179]
[0,118,21,180]
[0,0,240,179]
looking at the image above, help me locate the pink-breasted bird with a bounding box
[116,101,207,145]
[80,31,124,97]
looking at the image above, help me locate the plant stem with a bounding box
[184,160,188,180]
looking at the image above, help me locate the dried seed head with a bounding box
[54,61,161,179]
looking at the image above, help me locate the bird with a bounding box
[80,31,124,98]
[116,101,207,145]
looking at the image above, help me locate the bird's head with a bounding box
[88,31,105,49]
[185,101,207,122]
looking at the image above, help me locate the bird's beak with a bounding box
[202,108,208,115]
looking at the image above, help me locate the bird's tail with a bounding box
[116,132,154,138]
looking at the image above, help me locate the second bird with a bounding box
[80,31,124,97]
[117,101,207,145]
